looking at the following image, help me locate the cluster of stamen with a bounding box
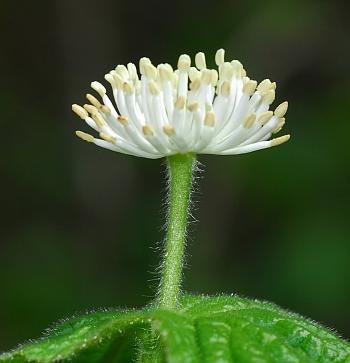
[72,49,290,158]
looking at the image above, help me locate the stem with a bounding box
[158,152,196,310]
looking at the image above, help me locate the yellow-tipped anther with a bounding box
[201,69,212,85]
[271,134,290,146]
[221,62,233,80]
[190,79,201,91]
[104,74,115,86]
[188,67,201,81]
[149,81,160,96]
[211,70,218,86]
[123,82,134,94]
[273,118,285,134]
[243,80,257,95]
[187,101,199,112]
[158,64,173,82]
[117,115,128,126]
[91,81,106,97]
[177,54,191,71]
[274,101,288,118]
[76,131,94,143]
[195,52,206,70]
[86,94,102,109]
[72,104,88,119]
[243,113,256,128]
[231,60,244,77]
[215,48,225,66]
[100,105,111,115]
[142,124,154,136]
[175,96,186,109]
[99,132,116,144]
[258,111,274,125]
[127,63,138,80]
[163,125,175,136]
[221,81,231,96]
[91,112,106,128]
[144,63,157,80]
[257,79,272,93]
[83,104,98,115]
[115,65,129,80]
[261,90,275,105]
[139,57,151,75]
[204,111,215,127]
[111,72,124,89]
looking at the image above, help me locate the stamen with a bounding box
[123,82,134,94]
[274,101,288,117]
[127,63,138,80]
[221,81,231,96]
[139,57,151,75]
[91,112,106,128]
[76,130,94,142]
[163,125,176,136]
[187,101,199,112]
[190,79,201,91]
[231,60,244,78]
[261,90,275,105]
[177,54,191,71]
[188,67,201,81]
[195,52,206,70]
[83,104,98,114]
[104,74,115,87]
[257,79,272,93]
[201,69,212,85]
[271,134,290,146]
[220,62,233,80]
[258,111,274,125]
[91,82,106,97]
[204,111,215,127]
[86,94,102,109]
[158,64,173,82]
[243,80,257,95]
[117,115,128,126]
[211,70,218,86]
[115,65,129,80]
[74,50,290,158]
[72,104,88,119]
[273,118,285,134]
[243,113,256,128]
[100,132,116,144]
[149,81,160,96]
[175,96,186,109]
[100,105,111,115]
[215,48,225,66]
[144,63,157,80]
[142,124,154,136]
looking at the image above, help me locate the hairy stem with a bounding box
[158,152,196,310]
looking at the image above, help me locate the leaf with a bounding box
[1,295,349,363]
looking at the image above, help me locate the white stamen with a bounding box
[72,49,290,158]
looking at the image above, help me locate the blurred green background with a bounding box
[1,0,350,351]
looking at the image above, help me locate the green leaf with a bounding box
[1,295,349,363]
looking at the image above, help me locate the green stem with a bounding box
[158,152,196,310]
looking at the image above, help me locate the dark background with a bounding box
[1,0,350,351]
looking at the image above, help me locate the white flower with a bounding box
[72,49,290,159]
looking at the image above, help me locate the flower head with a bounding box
[72,49,290,159]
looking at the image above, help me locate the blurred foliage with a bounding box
[0,0,349,352]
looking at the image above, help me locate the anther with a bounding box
[76,131,94,142]
[72,104,88,119]
[195,52,206,70]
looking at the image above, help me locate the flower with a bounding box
[72,49,290,159]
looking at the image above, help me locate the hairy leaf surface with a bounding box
[1,295,349,362]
